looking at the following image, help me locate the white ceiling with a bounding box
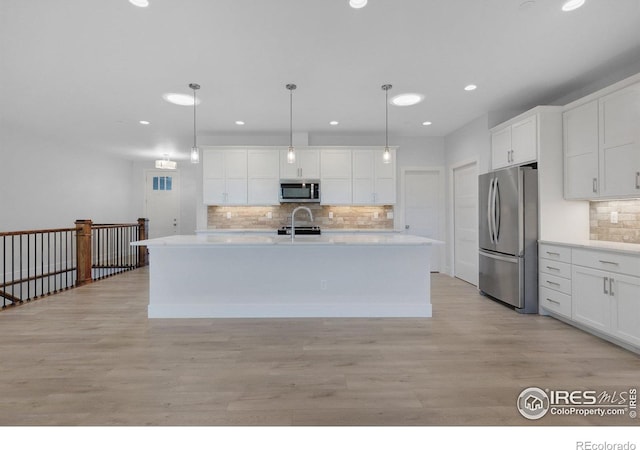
[2,0,640,162]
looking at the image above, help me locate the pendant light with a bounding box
[155,154,177,170]
[286,83,297,164]
[189,83,201,164]
[382,84,392,164]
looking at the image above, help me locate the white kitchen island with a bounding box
[132,233,441,319]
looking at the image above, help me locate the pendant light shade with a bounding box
[286,83,297,164]
[189,83,201,164]
[382,84,392,164]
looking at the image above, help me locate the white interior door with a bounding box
[145,170,181,239]
[402,168,443,272]
[453,162,478,285]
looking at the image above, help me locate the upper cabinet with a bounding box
[320,149,352,205]
[247,149,279,205]
[490,115,538,170]
[279,148,320,180]
[564,81,640,200]
[203,149,248,205]
[352,148,396,205]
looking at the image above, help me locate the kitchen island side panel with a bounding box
[146,244,432,318]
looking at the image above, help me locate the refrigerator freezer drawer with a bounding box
[479,251,523,309]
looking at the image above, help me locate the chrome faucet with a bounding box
[291,206,313,241]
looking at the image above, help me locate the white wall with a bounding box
[0,129,135,231]
[442,115,490,276]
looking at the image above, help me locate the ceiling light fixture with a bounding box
[329,121,339,126]
[464,84,478,91]
[349,0,368,9]
[189,83,200,164]
[139,120,150,125]
[422,121,432,126]
[286,83,297,164]
[562,0,585,11]
[390,93,424,106]
[162,92,200,106]
[155,154,177,170]
[129,0,149,7]
[235,121,245,125]
[382,84,392,164]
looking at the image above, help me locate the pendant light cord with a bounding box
[385,88,389,148]
[289,87,293,148]
[193,88,197,148]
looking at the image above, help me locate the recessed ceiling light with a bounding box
[422,121,432,126]
[162,93,201,106]
[329,121,339,126]
[235,121,245,125]
[139,120,150,125]
[562,0,585,11]
[464,84,477,91]
[349,0,367,9]
[129,0,149,7]
[390,93,424,106]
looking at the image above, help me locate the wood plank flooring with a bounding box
[0,268,638,426]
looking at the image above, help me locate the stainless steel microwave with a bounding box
[279,180,320,203]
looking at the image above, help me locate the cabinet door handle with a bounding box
[598,260,619,266]
[546,280,561,286]
[546,298,561,305]
[546,265,560,271]
[609,278,614,296]
[546,251,560,256]
[636,172,640,189]
[603,276,608,294]
[592,178,598,193]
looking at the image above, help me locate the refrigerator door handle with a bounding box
[490,177,499,243]
[479,249,519,264]
[487,177,495,243]
[494,178,501,242]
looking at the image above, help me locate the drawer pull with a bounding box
[603,276,608,294]
[592,178,598,193]
[636,172,640,189]
[546,251,560,256]
[546,298,561,305]
[546,280,561,286]
[598,260,619,266]
[546,266,560,271]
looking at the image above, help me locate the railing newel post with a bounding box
[75,219,93,287]
[137,218,148,267]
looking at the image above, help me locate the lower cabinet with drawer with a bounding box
[539,242,640,352]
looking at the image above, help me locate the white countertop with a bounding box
[195,228,399,234]
[133,233,443,247]
[539,239,640,255]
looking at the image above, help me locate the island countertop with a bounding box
[132,233,443,247]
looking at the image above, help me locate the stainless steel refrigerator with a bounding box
[478,165,538,313]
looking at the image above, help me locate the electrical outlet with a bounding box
[320,280,327,290]
[387,212,394,219]
[267,212,272,219]
[610,211,618,224]
[329,212,334,219]
[373,211,379,219]
[226,212,232,219]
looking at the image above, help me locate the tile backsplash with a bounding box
[590,200,640,244]
[207,204,394,230]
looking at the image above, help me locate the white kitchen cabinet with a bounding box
[203,149,247,205]
[538,243,572,319]
[247,149,279,205]
[352,149,396,205]
[571,265,612,333]
[598,82,640,198]
[279,148,320,180]
[490,114,537,170]
[320,149,352,204]
[571,247,640,349]
[563,81,640,199]
[563,100,599,199]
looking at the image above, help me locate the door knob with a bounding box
[405,225,410,229]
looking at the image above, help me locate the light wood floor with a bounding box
[0,267,638,426]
